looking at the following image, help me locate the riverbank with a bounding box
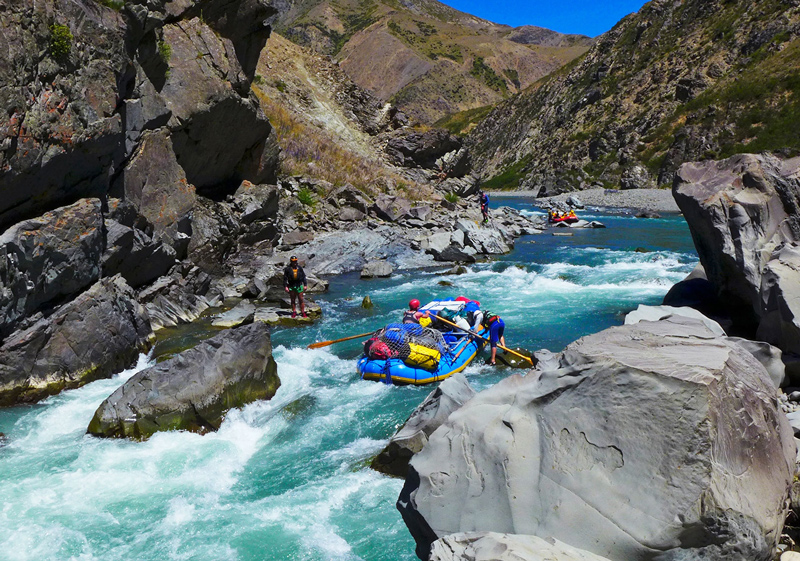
[489,188,681,214]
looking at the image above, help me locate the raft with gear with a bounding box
[357,299,488,385]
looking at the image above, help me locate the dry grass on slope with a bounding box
[252,87,429,200]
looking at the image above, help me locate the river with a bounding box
[0,199,697,561]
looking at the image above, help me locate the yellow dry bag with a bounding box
[405,342,441,371]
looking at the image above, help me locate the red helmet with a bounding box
[409,299,420,311]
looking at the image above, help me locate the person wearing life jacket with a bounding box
[478,190,490,224]
[403,299,430,325]
[482,311,506,365]
[283,256,308,318]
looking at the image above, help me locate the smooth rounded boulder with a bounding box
[88,322,279,439]
[398,315,795,561]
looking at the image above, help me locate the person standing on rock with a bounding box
[284,256,308,318]
[478,190,490,224]
[482,311,506,366]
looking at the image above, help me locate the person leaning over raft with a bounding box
[284,256,308,318]
[483,311,506,366]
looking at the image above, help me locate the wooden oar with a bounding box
[432,313,534,366]
[308,331,373,349]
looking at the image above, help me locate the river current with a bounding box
[0,199,697,561]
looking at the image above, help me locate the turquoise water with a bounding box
[0,201,697,561]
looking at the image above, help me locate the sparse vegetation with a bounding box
[444,192,460,203]
[297,187,317,207]
[434,105,494,136]
[470,57,507,94]
[482,156,532,190]
[252,87,421,195]
[49,24,73,61]
[158,40,172,64]
[253,74,266,86]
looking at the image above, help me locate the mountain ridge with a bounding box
[467,0,800,194]
[272,0,592,122]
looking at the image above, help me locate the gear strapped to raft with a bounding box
[364,323,448,371]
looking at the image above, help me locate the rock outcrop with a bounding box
[398,315,795,561]
[0,198,103,338]
[0,276,153,406]
[372,373,475,478]
[0,0,279,231]
[673,154,800,354]
[88,322,279,439]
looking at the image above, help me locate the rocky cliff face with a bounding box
[468,0,800,194]
[0,0,284,404]
[673,153,800,357]
[272,0,591,123]
[0,0,279,231]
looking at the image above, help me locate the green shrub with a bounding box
[444,192,459,203]
[297,187,316,207]
[49,24,73,61]
[470,57,508,94]
[253,74,265,86]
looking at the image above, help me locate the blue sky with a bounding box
[440,0,649,37]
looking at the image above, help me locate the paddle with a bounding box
[432,313,534,366]
[307,331,373,349]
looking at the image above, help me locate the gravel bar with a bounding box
[488,188,681,214]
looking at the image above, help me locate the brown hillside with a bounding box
[274,0,592,123]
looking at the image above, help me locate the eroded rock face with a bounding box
[673,154,800,352]
[0,198,103,338]
[398,316,795,561]
[0,276,153,406]
[372,373,475,478]
[386,129,462,169]
[88,322,279,439]
[430,533,612,561]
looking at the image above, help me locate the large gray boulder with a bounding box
[360,260,393,279]
[398,316,795,561]
[88,322,279,439]
[0,276,153,406]
[455,219,511,254]
[430,533,612,561]
[372,374,475,478]
[0,198,103,338]
[673,154,800,353]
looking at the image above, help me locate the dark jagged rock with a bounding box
[138,264,217,331]
[0,0,279,230]
[0,0,129,231]
[372,373,475,478]
[674,154,800,352]
[0,276,153,406]
[386,129,462,169]
[0,198,103,339]
[88,322,279,439]
[399,315,794,561]
[102,215,177,288]
[114,128,195,252]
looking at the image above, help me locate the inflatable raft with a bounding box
[357,299,488,385]
[357,329,487,385]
